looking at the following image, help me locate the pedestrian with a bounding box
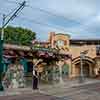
[32,67,38,90]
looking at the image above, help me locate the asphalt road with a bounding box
[49,82,100,100]
[40,82,100,100]
[0,93,62,100]
[1,82,100,100]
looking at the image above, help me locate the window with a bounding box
[96,45,100,55]
[56,40,64,47]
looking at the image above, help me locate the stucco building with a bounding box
[48,32,100,78]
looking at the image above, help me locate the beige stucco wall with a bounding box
[49,32,97,59]
[70,45,96,78]
[48,32,98,78]
[70,45,96,59]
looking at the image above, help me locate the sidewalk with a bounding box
[0,88,34,96]
[0,78,100,96]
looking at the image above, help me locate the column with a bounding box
[89,63,93,77]
[71,64,76,78]
[56,61,64,84]
[66,59,72,78]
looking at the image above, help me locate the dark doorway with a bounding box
[27,61,33,72]
[83,63,89,77]
[75,62,89,77]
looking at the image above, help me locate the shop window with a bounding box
[96,45,100,55]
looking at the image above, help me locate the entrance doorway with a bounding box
[62,64,69,76]
[83,63,89,77]
[75,62,90,78]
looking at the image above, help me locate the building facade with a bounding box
[48,32,100,78]
[2,32,100,81]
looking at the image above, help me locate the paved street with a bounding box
[41,82,100,100]
[1,81,100,100]
[0,93,62,100]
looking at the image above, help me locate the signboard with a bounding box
[32,46,57,53]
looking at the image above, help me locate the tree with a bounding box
[1,26,36,45]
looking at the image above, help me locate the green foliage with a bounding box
[1,26,36,45]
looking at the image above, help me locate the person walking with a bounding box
[32,67,38,90]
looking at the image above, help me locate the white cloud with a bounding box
[29,0,98,21]
[1,0,100,40]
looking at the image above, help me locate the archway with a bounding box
[75,62,90,77]
[72,56,95,78]
[62,64,69,77]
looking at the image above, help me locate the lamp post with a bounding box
[79,50,88,83]
[0,15,5,91]
[79,52,84,83]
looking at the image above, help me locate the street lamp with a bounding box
[79,50,88,83]
[0,15,5,91]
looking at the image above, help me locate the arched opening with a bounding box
[75,62,90,77]
[72,56,95,78]
[62,64,69,76]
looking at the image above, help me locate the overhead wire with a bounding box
[1,0,88,34]
[25,5,91,33]
[1,0,81,27]
[2,0,20,4]
[1,0,27,22]
[5,6,19,19]
[27,5,81,25]
[26,5,94,33]
[0,0,21,19]
[1,0,90,32]
[16,15,72,33]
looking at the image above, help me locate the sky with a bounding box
[0,0,100,41]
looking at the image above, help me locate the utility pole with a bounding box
[0,1,26,91]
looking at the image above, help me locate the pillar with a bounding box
[65,59,72,78]
[56,61,64,84]
[89,63,93,77]
[71,64,76,78]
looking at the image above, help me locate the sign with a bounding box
[32,46,57,53]
[81,50,88,55]
[80,50,88,59]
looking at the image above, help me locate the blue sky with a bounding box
[0,0,100,40]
